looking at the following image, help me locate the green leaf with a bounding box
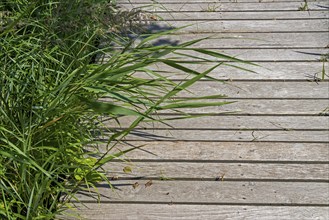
[78,96,142,116]
[96,145,144,167]
[156,101,233,110]
[123,166,132,173]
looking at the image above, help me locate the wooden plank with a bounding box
[108,116,329,130]
[160,99,329,115]
[163,49,329,61]
[121,2,329,11]
[144,62,328,80]
[104,48,328,61]
[76,180,329,204]
[61,204,329,220]
[142,20,329,33]
[105,162,329,180]
[103,81,329,98]
[109,130,329,142]
[108,142,329,162]
[172,81,329,98]
[99,99,329,114]
[145,32,329,49]
[148,11,329,20]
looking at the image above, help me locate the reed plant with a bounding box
[0,0,251,219]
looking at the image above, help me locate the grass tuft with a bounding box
[0,0,251,218]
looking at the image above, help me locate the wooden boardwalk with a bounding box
[73,0,329,219]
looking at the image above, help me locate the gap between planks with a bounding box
[119,0,326,3]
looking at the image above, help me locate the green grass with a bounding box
[298,0,309,11]
[0,0,252,219]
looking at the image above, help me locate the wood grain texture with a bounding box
[99,99,329,114]
[175,81,329,98]
[160,99,329,115]
[145,32,329,49]
[106,116,329,129]
[108,130,329,142]
[104,162,329,180]
[107,141,329,162]
[150,11,329,20]
[163,49,329,61]
[102,81,329,98]
[104,48,328,61]
[142,20,329,33]
[76,180,329,204]
[61,204,329,220]
[143,62,328,80]
[121,2,329,11]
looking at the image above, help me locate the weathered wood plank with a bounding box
[99,99,329,115]
[61,204,329,220]
[104,48,329,61]
[105,162,329,180]
[103,81,329,98]
[145,32,329,49]
[76,181,329,204]
[149,11,329,20]
[121,2,329,11]
[108,130,329,142]
[142,20,329,33]
[172,81,329,98]
[160,99,329,115]
[108,142,329,162]
[144,62,328,80]
[164,49,329,61]
[108,116,329,130]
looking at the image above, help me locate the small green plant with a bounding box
[202,3,220,12]
[319,107,329,116]
[319,52,328,80]
[298,0,309,11]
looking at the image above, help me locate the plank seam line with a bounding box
[125,98,329,101]
[149,60,329,63]
[74,201,329,207]
[146,18,329,21]
[103,177,329,183]
[103,140,329,143]
[120,1,328,3]
[112,47,329,50]
[110,159,329,164]
[105,128,329,131]
[171,79,329,82]
[103,59,328,63]
[145,10,329,13]
[149,31,329,35]
[118,0,326,5]
[169,31,329,34]
[193,98,329,100]
[120,1,327,3]
[166,47,329,50]
[145,114,328,116]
